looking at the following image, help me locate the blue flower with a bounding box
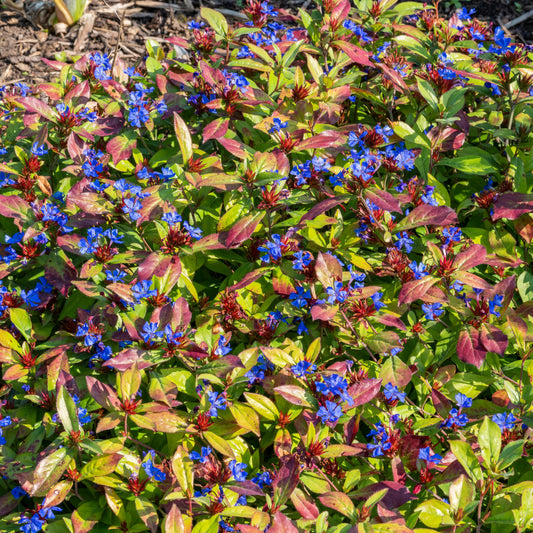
[183,221,203,240]
[418,446,442,464]
[421,302,443,321]
[455,393,473,408]
[442,226,462,245]
[162,211,182,226]
[258,234,283,263]
[31,142,48,157]
[269,117,288,133]
[19,514,45,533]
[123,198,143,221]
[291,360,317,377]
[229,459,248,481]
[371,292,386,311]
[492,412,517,432]
[292,251,312,271]
[409,261,428,279]
[105,269,126,282]
[11,486,27,498]
[489,295,504,317]
[132,280,157,301]
[207,391,227,417]
[383,383,406,403]
[317,400,342,424]
[142,451,166,481]
[141,321,162,343]
[395,232,414,254]
[214,335,231,356]
[252,471,272,488]
[289,287,312,308]
[326,281,348,304]
[189,446,212,463]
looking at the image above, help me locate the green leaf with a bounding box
[172,446,194,496]
[71,500,104,533]
[173,112,193,164]
[318,491,356,520]
[0,328,22,354]
[200,7,228,36]
[135,497,159,533]
[450,440,482,482]
[204,430,236,458]
[56,386,80,435]
[498,439,525,471]
[9,308,32,341]
[244,392,280,421]
[415,499,454,528]
[478,416,501,470]
[163,504,191,533]
[80,453,122,480]
[28,447,74,497]
[449,474,475,515]
[230,402,261,436]
[417,79,439,112]
[438,147,498,175]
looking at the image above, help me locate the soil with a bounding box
[0,0,532,87]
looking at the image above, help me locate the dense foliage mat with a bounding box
[1,0,533,531]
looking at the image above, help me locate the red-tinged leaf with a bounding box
[226,481,265,497]
[163,504,189,533]
[366,331,401,354]
[347,378,382,407]
[226,212,264,248]
[299,195,349,223]
[378,63,409,91]
[396,204,458,231]
[493,192,533,221]
[514,213,533,243]
[70,281,102,299]
[3,363,28,381]
[130,411,183,433]
[203,117,229,142]
[454,271,492,290]
[107,133,137,165]
[138,253,170,281]
[332,39,374,67]
[296,131,344,151]
[432,388,452,419]
[269,512,299,533]
[26,447,74,497]
[17,96,56,120]
[398,276,439,306]
[171,297,192,329]
[104,349,153,371]
[199,173,242,191]
[68,191,111,215]
[182,344,209,360]
[86,376,121,411]
[315,251,343,288]
[0,492,18,518]
[380,356,412,388]
[238,527,263,533]
[0,195,31,223]
[374,314,407,330]
[319,491,355,518]
[107,282,134,303]
[67,132,87,163]
[290,488,319,520]
[65,80,91,103]
[353,481,415,509]
[311,304,338,322]
[217,136,250,159]
[453,244,487,271]
[457,327,487,368]
[192,232,228,252]
[274,385,312,407]
[96,413,122,433]
[72,501,103,533]
[365,189,402,213]
[272,272,295,297]
[228,268,269,292]
[44,253,77,297]
[506,308,527,349]
[92,116,124,137]
[272,456,300,509]
[480,325,508,356]
[37,83,64,100]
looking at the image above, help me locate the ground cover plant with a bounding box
[1,0,533,531]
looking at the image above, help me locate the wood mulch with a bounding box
[0,0,532,87]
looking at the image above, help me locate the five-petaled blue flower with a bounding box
[229,459,248,481]
[317,400,343,424]
[422,302,443,321]
[142,451,166,481]
[492,412,517,432]
[207,391,227,417]
[383,383,406,403]
[418,446,442,465]
[289,286,312,308]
